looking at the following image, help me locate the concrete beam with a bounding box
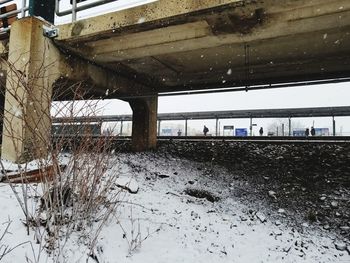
[129,96,158,151]
[77,0,350,63]
[53,57,153,100]
[56,0,243,41]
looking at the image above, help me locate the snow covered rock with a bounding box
[256,212,266,223]
[115,177,139,193]
[268,190,277,199]
[278,208,285,214]
[331,201,338,208]
[334,242,347,251]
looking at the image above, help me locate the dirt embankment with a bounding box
[156,140,350,241]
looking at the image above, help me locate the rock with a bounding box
[158,174,170,179]
[278,208,286,214]
[331,201,338,208]
[323,224,330,230]
[302,223,309,228]
[39,212,47,224]
[184,188,220,202]
[268,190,277,199]
[256,212,266,223]
[274,230,283,236]
[320,196,327,201]
[339,226,350,231]
[115,177,139,193]
[275,220,281,226]
[334,242,347,251]
[240,216,247,222]
[347,246,350,255]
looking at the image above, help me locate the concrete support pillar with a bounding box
[215,118,219,136]
[129,96,158,151]
[332,116,336,136]
[249,117,253,136]
[185,119,188,136]
[120,121,123,135]
[157,120,161,136]
[1,17,61,162]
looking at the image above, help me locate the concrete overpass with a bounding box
[0,0,350,161]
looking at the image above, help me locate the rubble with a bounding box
[334,242,347,251]
[256,212,267,223]
[115,177,139,193]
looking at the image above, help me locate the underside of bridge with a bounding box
[0,0,350,162]
[55,0,350,95]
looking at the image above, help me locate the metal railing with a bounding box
[55,0,118,22]
[0,0,28,33]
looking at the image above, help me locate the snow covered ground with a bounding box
[0,152,349,262]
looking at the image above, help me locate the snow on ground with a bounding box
[0,152,349,262]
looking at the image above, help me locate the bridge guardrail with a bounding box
[55,0,117,22]
[0,0,28,34]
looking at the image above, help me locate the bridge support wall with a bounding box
[129,97,158,152]
[1,17,160,161]
[1,17,64,162]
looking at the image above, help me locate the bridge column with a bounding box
[1,17,62,162]
[129,96,158,151]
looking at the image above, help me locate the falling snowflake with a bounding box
[227,69,232,75]
[137,17,146,24]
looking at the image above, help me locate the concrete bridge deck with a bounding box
[54,0,350,96]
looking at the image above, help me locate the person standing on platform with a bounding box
[259,127,263,136]
[203,125,209,136]
[305,128,310,137]
[311,127,315,136]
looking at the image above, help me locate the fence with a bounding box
[0,0,28,33]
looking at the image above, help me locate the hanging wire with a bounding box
[244,43,250,92]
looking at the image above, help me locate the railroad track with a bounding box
[52,135,350,144]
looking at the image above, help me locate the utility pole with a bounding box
[288,117,292,136]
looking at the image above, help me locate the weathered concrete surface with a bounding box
[55,0,350,95]
[1,17,62,162]
[129,96,158,151]
[0,17,157,161]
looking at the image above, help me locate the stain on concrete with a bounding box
[71,22,84,37]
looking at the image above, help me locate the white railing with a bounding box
[55,0,118,22]
[0,0,28,32]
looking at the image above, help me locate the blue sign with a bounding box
[235,128,248,136]
[293,129,305,137]
[162,128,172,136]
[314,128,329,136]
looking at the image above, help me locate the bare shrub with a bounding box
[0,55,122,260]
[0,220,30,261]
